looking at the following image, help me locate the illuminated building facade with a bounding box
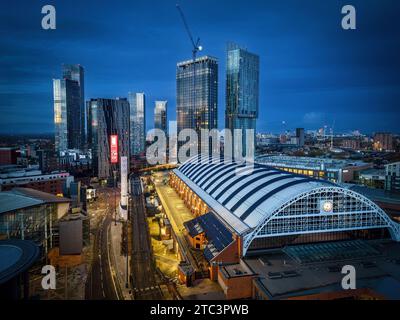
[373,132,394,152]
[154,101,167,134]
[53,79,81,154]
[257,155,372,183]
[129,92,146,156]
[87,98,130,179]
[176,56,218,151]
[226,43,259,156]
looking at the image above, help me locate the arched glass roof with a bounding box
[174,155,332,234]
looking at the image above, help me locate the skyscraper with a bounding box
[128,92,146,156]
[296,128,305,147]
[53,78,81,153]
[87,98,130,179]
[226,43,259,156]
[154,101,167,134]
[176,56,218,150]
[62,64,86,149]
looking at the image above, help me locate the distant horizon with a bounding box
[0,129,398,138]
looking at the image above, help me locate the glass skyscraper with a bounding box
[128,92,146,156]
[53,78,81,154]
[176,56,218,151]
[87,98,130,179]
[62,64,85,150]
[226,43,259,156]
[154,101,167,134]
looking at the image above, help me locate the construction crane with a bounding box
[176,3,203,142]
[176,3,202,62]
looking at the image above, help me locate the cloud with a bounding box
[303,112,325,125]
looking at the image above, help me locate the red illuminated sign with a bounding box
[110,135,118,164]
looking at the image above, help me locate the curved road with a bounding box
[85,190,122,300]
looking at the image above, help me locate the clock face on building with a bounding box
[322,200,333,212]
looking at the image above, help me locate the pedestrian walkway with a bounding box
[110,221,132,300]
[153,173,200,271]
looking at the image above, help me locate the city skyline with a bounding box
[1,0,400,135]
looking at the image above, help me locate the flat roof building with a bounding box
[256,155,372,183]
[0,188,71,257]
[0,166,70,195]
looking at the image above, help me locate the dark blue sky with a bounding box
[1,0,399,134]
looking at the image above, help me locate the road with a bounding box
[130,176,163,300]
[85,188,122,300]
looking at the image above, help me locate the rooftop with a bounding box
[0,240,40,284]
[184,212,234,262]
[0,188,71,214]
[256,155,369,171]
[245,240,400,299]
[219,261,255,279]
[359,168,386,178]
[177,55,218,67]
[175,154,332,235]
[345,184,400,206]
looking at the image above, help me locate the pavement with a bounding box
[110,221,132,300]
[153,172,200,271]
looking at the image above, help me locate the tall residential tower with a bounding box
[53,78,81,153]
[154,101,167,134]
[62,64,85,150]
[176,56,218,151]
[226,43,259,156]
[53,64,85,154]
[128,92,146,156]
[87,98,130,179]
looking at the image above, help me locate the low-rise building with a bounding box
[257,155,372,183]
[0,166,70,195]
[0,147,18,166]
[373,132,394,152]
[385,162,400,193]
[0,188,71,257]
[359,168,386,189]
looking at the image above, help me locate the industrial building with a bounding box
[170,155,400,299]
[0,188,71,257]
[256,155,372,183]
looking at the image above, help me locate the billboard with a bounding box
[110,135,118,164]
[120,156,128,205]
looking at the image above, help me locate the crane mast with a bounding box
[176,3,203,144]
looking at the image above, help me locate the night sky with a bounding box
[1,0,399,135]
